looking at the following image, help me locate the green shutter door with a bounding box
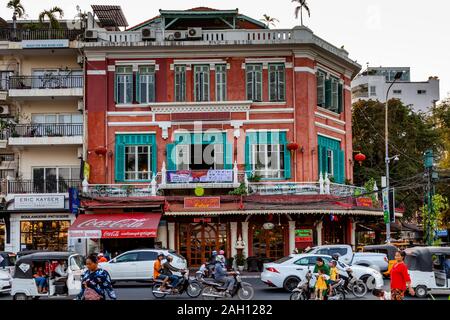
[284,144,291,179]
[166,144,176,170]
[135,72,140,103]
[334,149,345,184]
[319,146,327,176]
[151,143,157,175]
[224,142,232,170]
[325,78,332,109]
[245,136,251,174]
[337,83,343,113]
[115,143,125,182]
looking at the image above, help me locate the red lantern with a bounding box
[287,142,299,152]
[94,146,107,156]
[354,152,366,166]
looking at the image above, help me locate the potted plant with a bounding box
[234,253,246,272]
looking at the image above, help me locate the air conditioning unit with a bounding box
[141,28,156,40]
[77,99,84,111]
[84,29,98,40]
[0,105,10,116]
[187,27,202,39]
[77,55,84,65]
[166,30,186,41]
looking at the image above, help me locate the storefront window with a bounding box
[252,226,285,260]
[0,224,5,251]
[20,220,70,251]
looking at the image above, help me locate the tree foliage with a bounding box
[352,99,442,218]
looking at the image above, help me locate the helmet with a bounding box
[332,253,341,261]
[157,252,165,258]
[216,255,225,264]
[212,250,217,256]
[219,250,225,255]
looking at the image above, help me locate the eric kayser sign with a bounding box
[14,195,65,209]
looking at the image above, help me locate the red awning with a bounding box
[69,213,161,239]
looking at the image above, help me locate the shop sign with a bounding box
[15,195,65,210]
[193,218,212,223]
[19,213,71,220]
[184,197,221,209]
[295,229,313,242]
[356,197,373,208]
[263,222,275,230]
[167,170,233,184]
[435,230,448,237]
[69,188,80,214]
[22,39,69,48]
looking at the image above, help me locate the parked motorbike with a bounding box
[152,270,202,298]
[201,271,254,300]
[290,271,314,300]
[342,267,368,298]
[328,278,346,300]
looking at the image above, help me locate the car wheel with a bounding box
[13,293,28,300]
[283,276,300,292]
[414,285,427,299]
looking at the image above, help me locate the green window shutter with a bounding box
[337,83,343,114]
[334,149,345,184]
[151,142,157,175]
[166,144,176,170]
[325,78,332,109]
[245,136,251,174]
[284,144,291,179]
[135,72,141,103]
[224,142,232,169]
[319,146,327,176]
[115,142,125,182]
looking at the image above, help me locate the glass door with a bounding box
[252,226,285,260]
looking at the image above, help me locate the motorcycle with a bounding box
[328,278,347,300]
[152,270,202,299]
[342,267,368,298]
[290,271,314,300]
[201,271,254,300]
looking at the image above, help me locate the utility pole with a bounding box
[424,149,438,245]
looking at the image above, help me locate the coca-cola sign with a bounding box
[69,213,160,239]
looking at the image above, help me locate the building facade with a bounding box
[352,66,440,112]
[67,7,390,266]
[0,20,84,253]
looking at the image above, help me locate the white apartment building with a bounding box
[352,67,440,112]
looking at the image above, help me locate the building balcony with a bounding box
[0,28,83,41]
[8,124,83,146]
[5,179,81,194]
[8,75,83,98]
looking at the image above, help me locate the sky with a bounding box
[1,0,449,101]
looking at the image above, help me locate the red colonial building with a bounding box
[69,6,386,266]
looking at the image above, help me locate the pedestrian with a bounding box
[390,250,415,300]
[313,257,330,299]
[76,254,116,300]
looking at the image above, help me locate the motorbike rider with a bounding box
[206,251,218,277]
[214,255,235,296]
[161,255,182,293]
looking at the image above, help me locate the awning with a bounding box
[69,213,161,239]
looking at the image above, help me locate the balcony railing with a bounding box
[10,124,83,138]
[83,183,157,198]
[0,28,83,41]
[7,179,81,194]
[248,182,366,197]
[8,75,83,90]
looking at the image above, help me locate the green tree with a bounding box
[292,0,310,26]
[352,99,442,218]
[260,14,279,28]
[7,0,25,30]
[39,6,64,29]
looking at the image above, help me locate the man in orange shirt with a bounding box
[97,253,108,263]
[154,252,169,291]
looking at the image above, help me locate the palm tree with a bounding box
[260,14,279,28]
[6,0,26,30]
[292,0,311,26]
[39,6,64,29]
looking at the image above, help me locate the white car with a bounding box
[99,249,187,281]
[261,254,384,292]
[0,270,12,294]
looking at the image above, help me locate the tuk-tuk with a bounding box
[404,246,450,298]
[363,245,398,277]
[10,252,84,300]
[0,252,16,275]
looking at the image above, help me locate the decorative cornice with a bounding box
[151,101,252,114]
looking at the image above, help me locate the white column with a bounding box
[167,222,175,250]
[230,222,238,258]
[241,221,249,258]
[316,221,323,246]
[288,221,296,254]
[157,224,168,248]
[350,220,356,249]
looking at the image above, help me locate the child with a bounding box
[328,260,339,296]
[372,288,391,300]
[315,269,329,300]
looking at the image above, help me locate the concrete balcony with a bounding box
[0,28,83,42]
[8,75,83,99]
[8,124,83,146]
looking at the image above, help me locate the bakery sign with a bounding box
[14,195,65,210]
[184,197,221,209]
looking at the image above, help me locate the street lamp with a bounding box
[385,71,403,244]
